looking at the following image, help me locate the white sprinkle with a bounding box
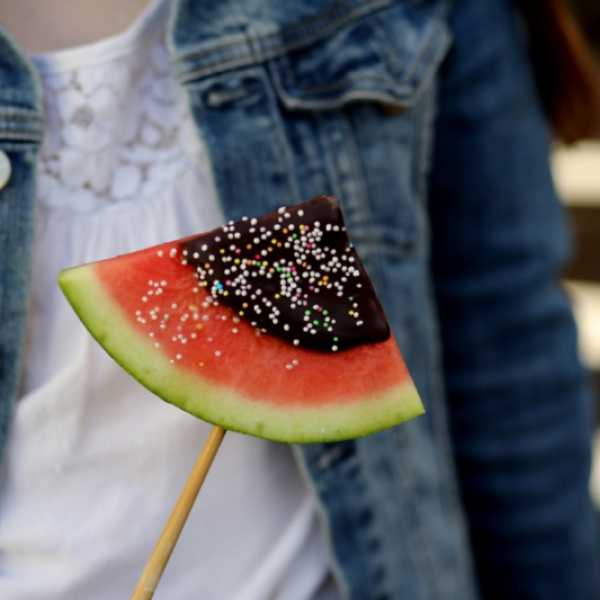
[142,297,148,302]
[293,339,300,346]
[286,364,293,370]
[215,350,222,357]
[298,210,304,217]
[155,342,160,348]
[332,345,338,351]
[201,244,208,251]
[171,303,177,309]
[176,354,182,360]
[157,250,163,257]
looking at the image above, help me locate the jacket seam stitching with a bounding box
[173,0,396,82]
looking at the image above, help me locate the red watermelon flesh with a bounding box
[58,196,424,443]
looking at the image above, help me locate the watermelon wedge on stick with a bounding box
[57,195,424,599]
[58,195,423,443]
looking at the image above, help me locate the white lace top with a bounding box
[0,2,336,599]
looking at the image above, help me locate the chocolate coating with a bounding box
[179,195,390,352]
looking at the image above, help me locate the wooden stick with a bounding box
[131,425,227,600]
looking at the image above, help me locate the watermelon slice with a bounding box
[58,196,423,443]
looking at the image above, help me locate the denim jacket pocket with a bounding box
[268,2,450,112]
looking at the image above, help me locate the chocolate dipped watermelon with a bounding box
[58,195,423,443]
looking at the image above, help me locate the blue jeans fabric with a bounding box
[0,0,598,598]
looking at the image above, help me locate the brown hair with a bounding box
[517,0,600,143]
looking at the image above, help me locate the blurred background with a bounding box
[555,0,600,507]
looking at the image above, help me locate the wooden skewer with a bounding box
[131,425,227,600]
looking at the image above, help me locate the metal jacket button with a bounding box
[0,150,11,191]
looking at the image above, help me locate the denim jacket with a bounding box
[0,0,599,598]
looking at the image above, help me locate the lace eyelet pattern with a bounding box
[33,14,195,214]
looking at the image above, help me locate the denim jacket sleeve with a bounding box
[429,1,600,598]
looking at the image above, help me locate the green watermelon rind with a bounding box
[58,264,424,444]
